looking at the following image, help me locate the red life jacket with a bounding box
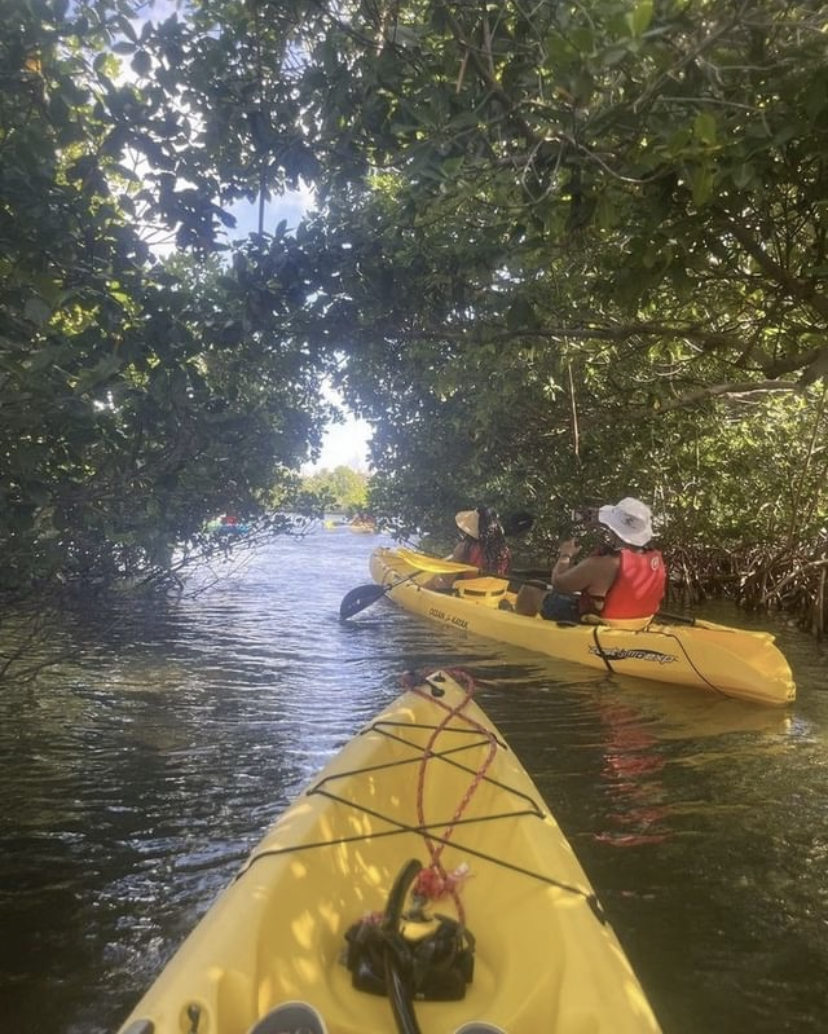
[596,548,666,619]
[466,541,484,569]
[459,540,510,577]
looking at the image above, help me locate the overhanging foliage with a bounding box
[2,0,827,628]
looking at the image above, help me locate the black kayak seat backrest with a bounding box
[243,1002,506,1034]
[247,1000,328,1034]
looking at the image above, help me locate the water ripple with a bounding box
[1,531,827,1033]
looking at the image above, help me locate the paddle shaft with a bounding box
[383,859,423,1034]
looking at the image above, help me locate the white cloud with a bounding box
[303,412,372,473]
[302,382,372,473]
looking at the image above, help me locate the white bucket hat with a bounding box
[597,497,654,547]
[455,509,480,539]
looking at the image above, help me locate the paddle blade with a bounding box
[396,547,477,575]
[339,583,389,620]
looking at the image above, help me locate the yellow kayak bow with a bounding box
[118,670,661,1034]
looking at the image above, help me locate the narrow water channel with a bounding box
[0,529,826,1033]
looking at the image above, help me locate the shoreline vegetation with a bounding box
[3,3,827,660]
[666,542,828,637]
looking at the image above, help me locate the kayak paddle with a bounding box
[339,550,548,621]
[344,547,701,627]
[339,574,426,620]
[339,511,535,621]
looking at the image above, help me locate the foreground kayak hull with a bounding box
[118,671,661,1034]
[369,548,795,707]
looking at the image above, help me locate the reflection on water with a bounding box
[0,531,826,1034]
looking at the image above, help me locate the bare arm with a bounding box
[551,538,619,595]
[554,555,618,593]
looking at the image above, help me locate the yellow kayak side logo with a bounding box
[428,607,469,630]
[589,647,678,665]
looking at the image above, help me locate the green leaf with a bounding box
[131,51,152,77]
[773,124,797,146]
[29,345,68,372]
[506,297,538,332]
[689,164,714,206]
[804,74,828,121]
[627,0,653,38]
[732,163,755,189]
[594,192,618,229]
[693,112,717,146]
[26,481,51,507]
[75,354,123,391]
[602,46,629,68]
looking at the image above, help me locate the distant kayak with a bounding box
[205,518,250,535]
[323,518,378,533]
[117,670,661,1034]
[361,547,796,707]
[348,520,377,534]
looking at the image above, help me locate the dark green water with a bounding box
[0,530,826,1033]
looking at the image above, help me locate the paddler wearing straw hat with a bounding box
[427,506,511,592]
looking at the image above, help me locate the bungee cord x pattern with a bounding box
[402,667,498,924]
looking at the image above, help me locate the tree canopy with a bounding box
[1,0,333,592]
[2,0,827,623]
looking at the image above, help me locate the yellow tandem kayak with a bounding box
[118,670,661,1034]
[361,547,796,707]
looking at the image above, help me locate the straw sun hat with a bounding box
[455,510,480,539]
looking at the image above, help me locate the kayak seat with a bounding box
[248,1001,328,1034]
[455,577,508,606]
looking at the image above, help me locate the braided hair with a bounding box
[476,506,511,574]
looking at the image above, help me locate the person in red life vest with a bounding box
[515,497,665,624]
[427,506,511,591]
